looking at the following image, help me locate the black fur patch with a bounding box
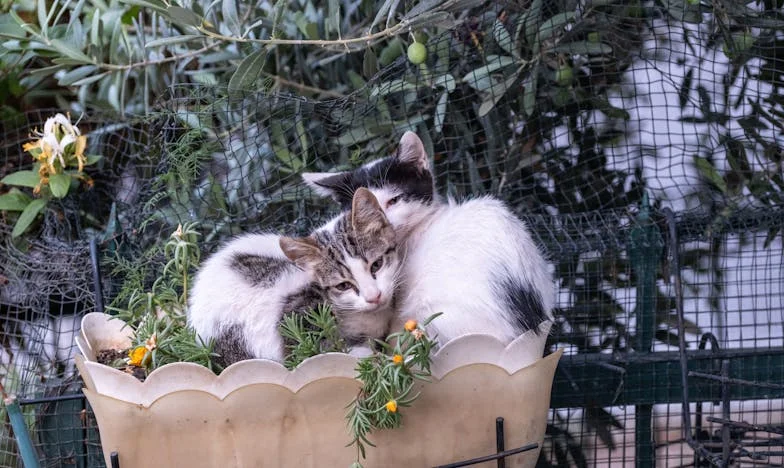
[231,254,292,287]
[497,274,548,334]
[314,156,434,209]
[281,284,326,314]
[213,324,253,368]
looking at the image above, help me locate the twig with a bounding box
[97,42,223,71]
[264,72,347,98]
[197,19,413,47]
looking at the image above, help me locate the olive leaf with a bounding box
[694,156,727,194]
[478,68,522,117]
[523,70,538,116]
[434,91,448,134]
[492,19,515,56]
[228,48,268,91]
[461,55,518,90]
[165,6,202,28]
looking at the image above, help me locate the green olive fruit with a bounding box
[407,42,427,65]
[554,66,574,87]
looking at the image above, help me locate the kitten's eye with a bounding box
[370,258,384,275]
[386,196,401,207]
[334,282,353,292]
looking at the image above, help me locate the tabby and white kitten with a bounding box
[187,188,400,367]
[303,132,553,344]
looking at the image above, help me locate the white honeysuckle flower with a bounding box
[40,133,65,168]
[43,113,80,138]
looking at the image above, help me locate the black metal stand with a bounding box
[433,417,538,468]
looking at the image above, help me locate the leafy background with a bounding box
[1,0,783,466]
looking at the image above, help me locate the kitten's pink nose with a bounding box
[365,292,382,304]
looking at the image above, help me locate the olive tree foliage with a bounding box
[1,1,783,464]
[0,0,481,114]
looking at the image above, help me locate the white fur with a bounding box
[365,186,440,241]
[188,234,310,362]
[303,132,554,345]
[386,196,554,343]
[188,223,400,363]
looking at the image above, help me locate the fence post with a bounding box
[628,193,663,468]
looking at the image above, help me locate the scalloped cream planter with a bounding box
[75,313,561,468]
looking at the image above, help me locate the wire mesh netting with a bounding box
[1,0,784,467]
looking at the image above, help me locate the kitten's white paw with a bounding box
[347,345,374,358]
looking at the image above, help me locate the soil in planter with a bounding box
[97,348,147,382]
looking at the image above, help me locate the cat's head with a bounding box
[302,132,436,236]
[279,188,400,339]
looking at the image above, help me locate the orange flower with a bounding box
[404,320,417,332]
[128,346,147,367]
[385,400,398,413]
[392,354,403,365]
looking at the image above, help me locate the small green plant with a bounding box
[346,314,441,468]
[0,113,102,237]
[279,309,442,468]
[108,222,220,375]
[279,304,349,370]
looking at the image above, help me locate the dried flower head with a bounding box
[145,333,158,351]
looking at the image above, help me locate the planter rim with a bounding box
[77,312,553,407]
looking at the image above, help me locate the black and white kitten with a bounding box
[187,188,400,366]
[303,132,553,343]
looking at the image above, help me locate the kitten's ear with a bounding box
[279,236,322,271]
[395,131,430,172]
[351,187,390,235]
[301,172,347,199]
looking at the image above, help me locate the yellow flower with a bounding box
[22,141,38,153]
[392,354,403,365]
[385,400,397,413]
[128,346,147,367]
[404,320,417,332]
[73,135,87,172]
